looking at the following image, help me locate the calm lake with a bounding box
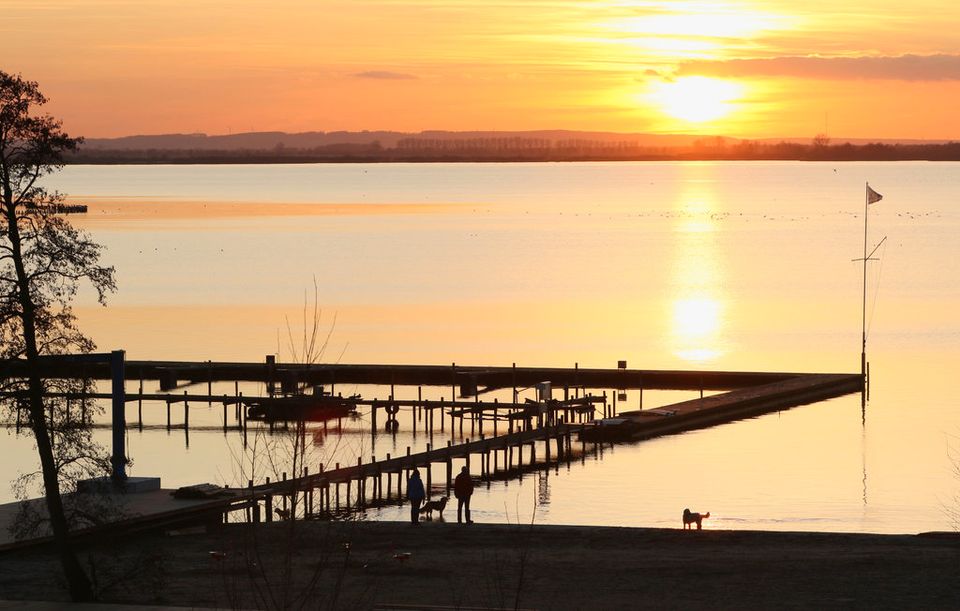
[4,161,959,534]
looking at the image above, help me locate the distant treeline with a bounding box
[66,139,960,164]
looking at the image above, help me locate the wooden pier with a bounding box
[1,358,804,394]
[580,373,863,442]
[0,356,864,552]
[0,422,584,552]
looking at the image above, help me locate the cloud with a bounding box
[352,70,418,80]
[676,54,960,81]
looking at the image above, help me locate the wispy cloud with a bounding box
[352,70,418,80]
[677,54,960,81]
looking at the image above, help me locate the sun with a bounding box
[646,76,745,123]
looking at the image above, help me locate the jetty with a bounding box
[580,373,863,442]
[0,422,585,552]
[0,356,864,551]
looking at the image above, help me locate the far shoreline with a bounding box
[63,152,960,164]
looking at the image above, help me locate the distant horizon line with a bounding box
[81,128,958,146]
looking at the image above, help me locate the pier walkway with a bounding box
[581,373,863,441]
[0,358,864,553]
[0,422,580,552]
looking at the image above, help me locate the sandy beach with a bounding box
[1,521,958,609]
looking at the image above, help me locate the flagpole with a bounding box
[862,183,869,379]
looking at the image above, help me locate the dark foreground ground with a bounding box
[0,521,958,610]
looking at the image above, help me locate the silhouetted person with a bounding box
[454,466,474,523]
[407,469,425,525]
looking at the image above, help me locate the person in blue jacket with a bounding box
[407,469,425,525]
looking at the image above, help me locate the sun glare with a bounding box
[608,6,786,40]
[601,3,794,59]
[646,76,744,123]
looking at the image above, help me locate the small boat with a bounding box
[244,390,359,422]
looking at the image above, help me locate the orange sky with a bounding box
[3,0,960,139]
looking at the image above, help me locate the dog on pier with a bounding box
[419,496,448,520]
[682,508,710,530]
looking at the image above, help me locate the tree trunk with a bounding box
[5,199,94,602]
[26,383,95,602]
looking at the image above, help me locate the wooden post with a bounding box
[472,392,478,435]
[426,444,432,492]
[265,354,276,396]
[451,362,456,407]
[166,401,171,430]
[376,463,382,500]
[184,391,189,430]
[265,476,273,522]
[356,458,363,507]
[574,362,579,399]
[303,466,311,515]
[445,456,452,494]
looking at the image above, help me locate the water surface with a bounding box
[3,161,958,533]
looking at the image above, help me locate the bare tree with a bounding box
[281,276,346,368]
[0,71,116,601]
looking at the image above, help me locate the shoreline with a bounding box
[2,521,958,609]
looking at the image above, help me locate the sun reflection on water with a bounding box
[672,296,723,362]
[670,180,726,363]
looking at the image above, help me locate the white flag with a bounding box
[867,185,883,204]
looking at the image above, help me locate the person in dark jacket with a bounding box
[453,465,474,523]
[407,469,425,525]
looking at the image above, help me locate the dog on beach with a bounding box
[682,508,710,530]
[419,496,448,520]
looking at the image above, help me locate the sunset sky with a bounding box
[3,0,960,139]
